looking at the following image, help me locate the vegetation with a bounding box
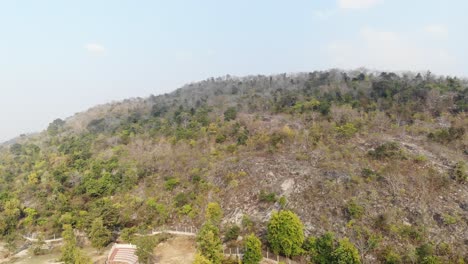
[60,224,91,264]
[0,70,466,262]
[134,236,158,264]
[196,222,223,264]
[267,210,304,257]
[89,217,112,251]
[242,234,263,264]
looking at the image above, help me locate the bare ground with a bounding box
[153,236,196,264]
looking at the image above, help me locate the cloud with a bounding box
[338,0,382,9]
[84,43,106,55]
[325,27,456,74]
[424,25,448,37]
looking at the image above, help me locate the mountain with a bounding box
[0,70,466,263]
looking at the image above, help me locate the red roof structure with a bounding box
[106,243,139,264]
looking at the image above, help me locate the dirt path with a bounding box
[153,236,196,264]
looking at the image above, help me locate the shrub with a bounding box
[279,196,287,209]
[368,142,404,160]
[242,234,262,264]
[332,237,361,264]
[361,168,381,181]
[335,123,358,139]
[384,250,402,264]
[224,225,240,242]
[242,215,254,232]
[196,222,223,264]
[259,190,277,203]
[451,161,467,182]
[224,107,237,121]
[89,218,112,251]
[193,253,212,264]
[174,192,189,207]
[164,177,180,190]
[308,232,336,264]
[206,202,223,224]
[267,210,304,257]
[215,134,227,143]
[135,236,158,264]
[346,199,364,219]
[428,126,464,143]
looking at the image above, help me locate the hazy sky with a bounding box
[1,0,467,142]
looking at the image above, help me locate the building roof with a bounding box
[107,243,139,264]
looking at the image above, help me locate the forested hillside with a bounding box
[0,70,467,263]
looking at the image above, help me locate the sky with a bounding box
[1,0,467,142]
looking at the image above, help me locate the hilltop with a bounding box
[0,70,466,263]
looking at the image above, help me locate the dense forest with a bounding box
[0,69,466,263]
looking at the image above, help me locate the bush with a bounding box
[196,222,223,264]
[368,142,404,160]
[346,199,364,219]
[206,202,223,224]
[335,123,358,139]
[224,225,240,242]
[89,218,112,251]
[243,234,262,264]
[383,248,402,264]
[193,253,212,264]
[267,210,304,257]
[259,190,277,203]
[361,168,381,181]
[164,177,180,190]
[224,107,237,121]
[279,196,287,209]
[332,237,361,264]
[215,134,227,143]
[428,126,464,143]
[307,232,336,264]
[174,192,189,207]
[451,161,467,182]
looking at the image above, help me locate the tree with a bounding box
[196,222,223,264]
[193,253,212,264]
[61,224,91,264]
[224,107,237,121]
[205,202,223,224]
[135,236,157,264]
[89,218,112,251]
[30,233,46,256]
[47,118,66,136]
[243,234,263,264]
[306,232,336,264]
[267,210,304,257]
[332,238,361,264]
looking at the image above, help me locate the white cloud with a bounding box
[338,0,382,9]
[325,27,456,74]
[84,43,106,55]
[424,25,448,37]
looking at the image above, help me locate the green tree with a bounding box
[193,253,212,264]
[135,236,157,264]
[452,161,467,182]
[205,202,223,224]
[243,234,263,264]
[307,232,336,264]
[61,224,91,264]
[30,233,46,256]
[196,222,223,264]
[267,210,304,257]
[89,218,112,251]
[224,107,237,121]
[332,238,361,264]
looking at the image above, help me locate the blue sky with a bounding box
[1,0,467,142]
